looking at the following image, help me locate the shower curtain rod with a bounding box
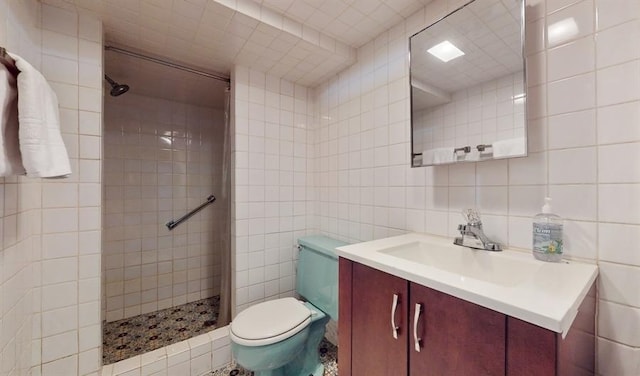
[105,45,230,83]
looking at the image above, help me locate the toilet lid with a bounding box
[230,297,311,346]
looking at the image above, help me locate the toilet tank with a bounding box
[296,235,348,321]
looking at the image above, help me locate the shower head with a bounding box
[104,74,129,97]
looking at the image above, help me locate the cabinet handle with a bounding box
[391,293,400,339]
[413,303,422,352]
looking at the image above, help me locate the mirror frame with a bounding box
[409,0,527,167]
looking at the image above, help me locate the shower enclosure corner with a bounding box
[101,47,232,365]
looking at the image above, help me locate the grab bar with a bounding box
[166,194,216,230]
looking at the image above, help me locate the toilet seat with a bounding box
[230,297,312,346]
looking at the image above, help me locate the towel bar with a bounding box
[454,146,471,154]
[0,47,19,76]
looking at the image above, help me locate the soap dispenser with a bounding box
[532,197,563,262]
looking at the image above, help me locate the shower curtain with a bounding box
[217,87,232,326]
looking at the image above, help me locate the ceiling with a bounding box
[104,49,229,108]
[410,0,523,110]
[250,0,434,48]
[42,0,434,87]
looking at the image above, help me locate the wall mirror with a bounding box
[410,0,526,167]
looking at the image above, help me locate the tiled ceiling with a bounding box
[251,0,435,48]
[41,0,433,87]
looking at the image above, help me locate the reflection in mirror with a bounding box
[410,0,526,167]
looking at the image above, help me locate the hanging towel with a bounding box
[10,53,71,178]
[0,62,25,176]
[422,147,454,165]
[464,148,481,162]
[492,137,526,158]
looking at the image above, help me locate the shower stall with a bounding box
[101,47,231,364]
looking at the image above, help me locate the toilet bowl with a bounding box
[230,298,329,376]
[229,235,347,376]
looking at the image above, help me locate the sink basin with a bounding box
[380,241,541,287]
[336,232,598,336]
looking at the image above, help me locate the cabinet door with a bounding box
[351,262,409,376]
[409,283,506,375]
[507,317,556,376]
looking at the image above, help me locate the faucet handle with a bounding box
[462,208,481,225]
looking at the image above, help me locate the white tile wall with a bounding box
[0,1,41,374]
[231,66,313,314]
[0,1,103,375]
[413,71,526,155]
[102,92,226,322]
[311,0,640,374]
[4,0,640,375]
[40,4,104,376]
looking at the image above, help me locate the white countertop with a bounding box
[336,233,598,337]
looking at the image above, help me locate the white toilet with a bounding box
[229,235,347,376]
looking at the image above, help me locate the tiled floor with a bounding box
[319,339,339,376]
[103,296,220,364]
[209,338,338,376]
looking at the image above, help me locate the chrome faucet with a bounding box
[453,209,502,251]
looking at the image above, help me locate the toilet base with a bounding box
[237,305,330,376]
[252,364,323,376]
[304,362,325,376]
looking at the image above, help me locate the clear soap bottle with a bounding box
[532,197,563,262]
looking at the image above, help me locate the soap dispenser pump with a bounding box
[532,197,563,262]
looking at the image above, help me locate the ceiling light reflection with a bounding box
[427,40,465,63]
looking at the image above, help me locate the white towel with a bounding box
[492,137,526,158]
[464,148,481,161]
[10,53,71,178]
[413,153,423,166]
[422,147,455,165]
[0,63,25,176]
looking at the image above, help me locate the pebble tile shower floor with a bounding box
[209,338,338,376]
[103,296,220,364]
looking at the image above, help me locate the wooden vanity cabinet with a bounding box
[339,258,596,376]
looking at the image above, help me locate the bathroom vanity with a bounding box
[336,233,598,376]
